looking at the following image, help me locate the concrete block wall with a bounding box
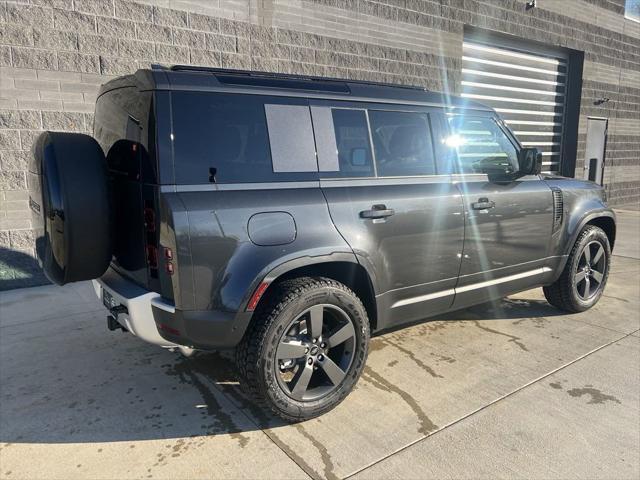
[0,0,638,289]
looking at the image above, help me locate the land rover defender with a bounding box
[29,66,615,421]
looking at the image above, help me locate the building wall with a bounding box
[0,0,638,289]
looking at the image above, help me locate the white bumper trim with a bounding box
[93,269,178,348]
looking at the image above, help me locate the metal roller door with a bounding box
[461,39,569,174]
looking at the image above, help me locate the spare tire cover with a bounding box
[29,132,112,285]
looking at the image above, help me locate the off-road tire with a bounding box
[543,225,611,313]
[235,277,370,422]
[29,131,112,285]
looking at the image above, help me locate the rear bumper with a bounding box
[93,268,177,347]
[153,307,253,350]
[93,267,250,350]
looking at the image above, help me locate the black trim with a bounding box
[162,64,430,92]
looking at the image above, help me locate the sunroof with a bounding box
[215,74,351,93]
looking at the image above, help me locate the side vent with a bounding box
[551,187,564,232]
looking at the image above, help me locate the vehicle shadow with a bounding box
[0,247,48,291]
[373,296,565,339]
[448,296,567,320]
[0,293,561,445]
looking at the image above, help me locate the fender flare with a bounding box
[555,209,616,275]
[565,210,616,255]
[237,249,379,317]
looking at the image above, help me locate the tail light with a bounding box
[146,245,158,268]
[164,247,174,275]
[144,201,158,277]
[143,207,155,232]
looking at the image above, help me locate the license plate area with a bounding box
[102,288,119,310]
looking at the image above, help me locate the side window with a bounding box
[368,110,436,177]
[447,116,518,175]
[314,108,374,178]
[172,93,318,184]
[173,93,272,183]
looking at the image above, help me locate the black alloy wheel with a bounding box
[275,304,356,401]
[543,225,611,313]
[236,277,370,421]
[574,240,607,301]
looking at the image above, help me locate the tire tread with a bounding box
[543,225,610,313]
[235,276,368,422]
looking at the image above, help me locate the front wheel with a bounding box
[544,225,611,313]
[235,277,370,422]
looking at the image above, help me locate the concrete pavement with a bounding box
[1,211,638,480]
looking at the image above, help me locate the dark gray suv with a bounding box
[29,66,615,421]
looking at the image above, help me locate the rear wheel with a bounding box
[544,225,611,313]
[236,277,369,421]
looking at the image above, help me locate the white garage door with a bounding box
[461,40,569,174]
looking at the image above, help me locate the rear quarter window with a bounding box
[171,92,319,184]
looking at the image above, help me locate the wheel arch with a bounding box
[566,211,616,256]
[586,215,616,251]
[248,256,379,331]
[553,210,616,278]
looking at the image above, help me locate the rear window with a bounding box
[315,108,374,178]
[94,88,155,182]
[171,92,319,184]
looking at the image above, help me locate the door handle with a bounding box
[360,204,395,219]
[471,198,495,210]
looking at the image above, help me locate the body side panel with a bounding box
[543,177,615,280]
[177,185,351,313]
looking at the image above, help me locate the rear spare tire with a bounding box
[29,132,112,285]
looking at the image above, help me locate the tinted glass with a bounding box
[369,110,436,177]
[447,116,518,175]
[172,93,271,183]
[94,88,154,182]
[171,92,318,184]
[321,109,374,178]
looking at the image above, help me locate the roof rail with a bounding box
[156,64,429,92]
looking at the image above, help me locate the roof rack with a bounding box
[152,64,429,92]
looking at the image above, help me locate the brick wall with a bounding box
[1,0,638,289]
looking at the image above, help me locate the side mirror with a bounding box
[518,148,543,175]
[474,157,516,176]
[350,147,368,167]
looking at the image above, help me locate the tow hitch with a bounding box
[107,305,128,332]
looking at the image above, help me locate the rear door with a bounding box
[94,87,158,291]
[311,100,465,329]
[447,114,554,309]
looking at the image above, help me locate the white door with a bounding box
[583,117,608,185]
